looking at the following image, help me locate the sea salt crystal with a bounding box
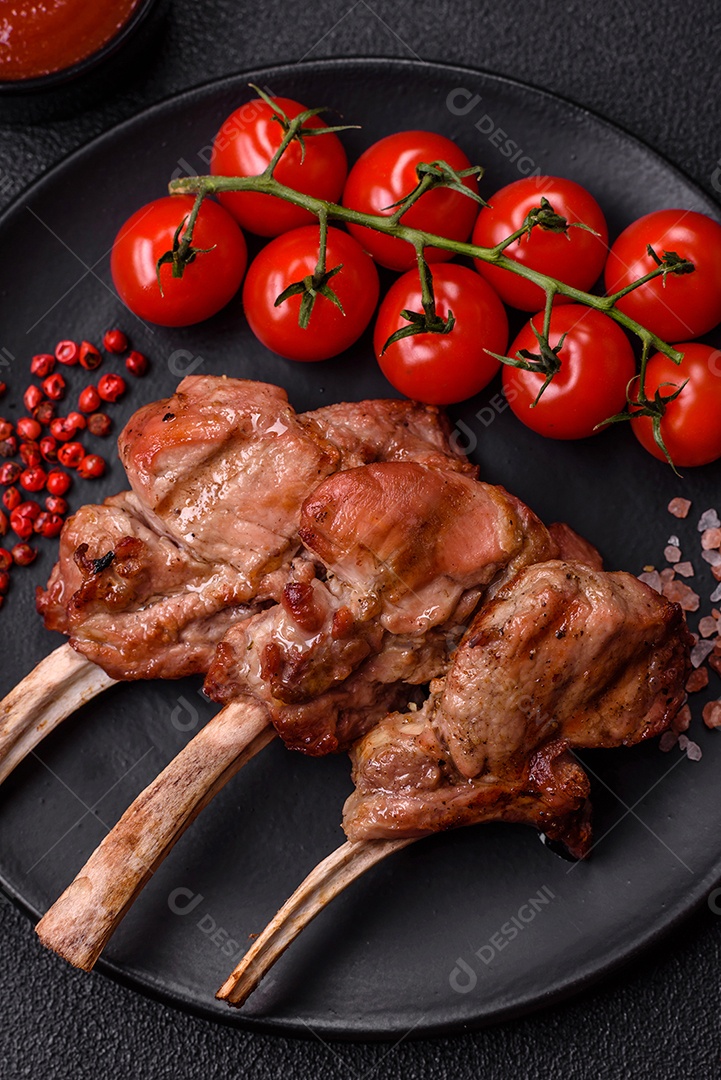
[686,741,703,761]
[690,639,715,667]
[678,734,689,751]
[659,567,676,583]
[702,527,721,550]
[698,615,720,638]
[668,497,691,518]
[697,508,721,531]
[673,704,692,732]
[703,700,721,729]
[662,580,700,611]
[685,667,709,693]
[664,545,681,563]
[675,562,694,578]
[701,549,721,567]
[710,583,721,602]
[638,570,662,593]
[667,535,680,547]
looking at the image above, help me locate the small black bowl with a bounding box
[0,0,169,123]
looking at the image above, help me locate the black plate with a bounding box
[0,58,720,1040]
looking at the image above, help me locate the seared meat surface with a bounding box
[344,560,692,857]
[37,378,471,680]
[204,462,557,753]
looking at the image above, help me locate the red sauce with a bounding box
[0,0,141,81]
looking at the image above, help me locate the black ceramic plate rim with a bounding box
[1,56,720,1041]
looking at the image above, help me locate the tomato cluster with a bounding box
[110,91,721,467]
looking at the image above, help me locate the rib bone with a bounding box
[35,697,275,970]
[0,644,116,784]
[217,837,415,1007]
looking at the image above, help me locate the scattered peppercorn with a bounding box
[54,340,79,366]
[46,469,71,496]
[77,453,105,480]
[78,386,101,413]
[42,373,66,401]
[0,436,18,458]
[0,462,21,485]
[20,466,47,492]
[103,329,128,353]
[66,411,87,431]
[45,495,67,515]
[97,373,126,402]
[49,416,81,442]
[11,542,37,566]
[33,399,57,425]
[19,442,42,468]
[39,435,58,463]
[87,412,111,437]
[0,570,8,593]
[79,341,102,371]
[2,487,20,511]
[0,548,10,571]
[30,353,55,378]
[0,420,13,440]
[125,350,148,377]
[0,510,7,537]
[23,385,44,412]
[16,417,41,441]
[57,442,85,469]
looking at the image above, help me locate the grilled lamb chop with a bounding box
[38,377,474,681]
[344,559,692,855]
[218,559,692,1007]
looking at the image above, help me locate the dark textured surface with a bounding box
[1,1,721,1077]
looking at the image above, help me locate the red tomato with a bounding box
[242,226,379,361]
[211,96,347,237]
[374,264,507,404]
[111,196,247,327]
[604,209,721,343]
[502,306,636,440]
[472,177,608,311]
[342,131,480,271]
[630,343,721,466]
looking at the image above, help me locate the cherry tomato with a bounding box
[472,177,608,311]
[242,226,379,362]
[502,306,636,440]
[211,96,347,237]
[342,131,479,272]
[604,209,721,343]
[374,264,507,405]
[111,196,247,327]
[630,343,721,466]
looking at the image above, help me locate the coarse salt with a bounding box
[685,667,709,693]
[675,562,694,578]
[711,583,721,602]
[701,549,721,567]
[686,740,703,761]
[703,700,721,729]
[662,579,700,611]
[664,545,681,563]
[659,730,678,752]
[698,509,721,531]
[698,615,719,638]
[638,570,662,593]
[690,639,715,667]
[668,497,691,518]
[702,527,721,550]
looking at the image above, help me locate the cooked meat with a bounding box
[38,492,259,680]
[343,560,692,857]
[204,462,557,753]
[548,521,603,569]
[37,378,472,680]
[301,398,477,476]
